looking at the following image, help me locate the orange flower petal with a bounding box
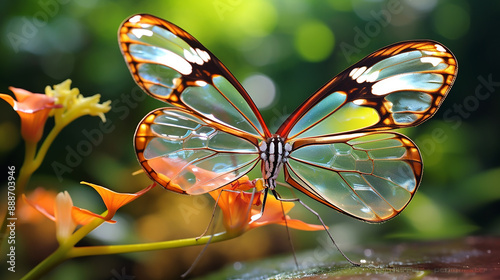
[231,176,258,192]
[278,218,326,231]
[80,181,156,220]
[20,188,58,222]
[1,87,62,142]
[249,194,324,231]
[9,87,33,103]
[72,206,116,225]
[220,191,254,232]
[0,94,16,107]
[250,214,326,231]
[208,176,260,203]
[8,87,59,113]
[22,193,56,222]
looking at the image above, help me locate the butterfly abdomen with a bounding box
[259,135,292,189]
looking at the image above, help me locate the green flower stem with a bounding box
[14,111,79,200]
[31,122,65,174]
[15,121,64,199]
[16,140,38,197]
[20,243,70,280]
[21,212,107,280]
[68,231,240,258]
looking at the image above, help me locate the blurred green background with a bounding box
[1,0,499,279]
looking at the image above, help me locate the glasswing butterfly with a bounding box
[119,14,457,226]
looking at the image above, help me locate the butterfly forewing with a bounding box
[277,40,457,144]
[284,132,422,222]
[120,14,272,194]
[135,107,261,194]
[119,14,270,141]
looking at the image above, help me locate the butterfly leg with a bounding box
[181,225,217,278]
[182,198,221,278]
[271,189,361,266]
[278,193,299,269]
[195,190,223,240]
[249,188,268,223]
[246,187,299,268]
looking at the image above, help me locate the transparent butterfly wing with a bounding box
[284,132,422,222]
[119,14,270,142]
[121,14,457,221]
[277,40,457,144]
[119,14,271,193]
[135,107,260,194]
[279,41,457,222]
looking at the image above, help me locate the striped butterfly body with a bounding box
[119,14,457,223]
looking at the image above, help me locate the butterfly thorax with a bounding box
[259,135,292,190]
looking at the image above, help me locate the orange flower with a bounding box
[18,187,59,223]
[0,87,62,142]
[209,177,324,234]
[23,182,156,243]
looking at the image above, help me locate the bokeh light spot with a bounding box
[328,0,352,11]
[231,0,277,38]
[404,0,438,12]
[433,3,470,39]
[294,20,335,62]
[243,74,277,109]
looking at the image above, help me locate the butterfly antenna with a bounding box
[277,192,299,269]
[271,190,360,267]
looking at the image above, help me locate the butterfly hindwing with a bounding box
[284,132,422,222]
[135,107,261,194]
